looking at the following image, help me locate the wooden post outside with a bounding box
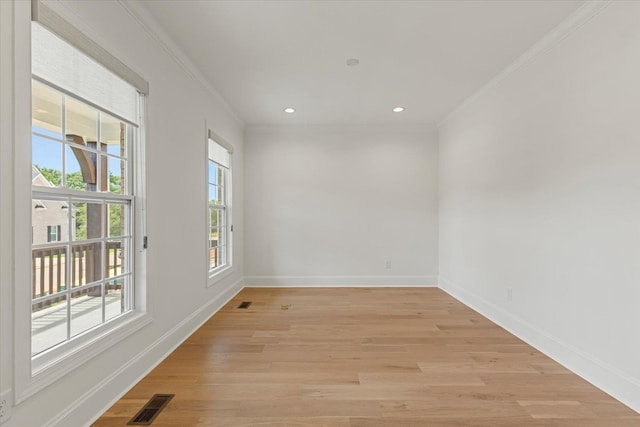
[66,135,106,296]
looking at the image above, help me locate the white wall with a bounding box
[0,1,244,425]
[438,1,640,412]
[0,0,16,418]
[245,125,438,287]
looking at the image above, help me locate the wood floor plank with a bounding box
[517,400,598,419]
[193,417,352,427]
[92,287,640,426]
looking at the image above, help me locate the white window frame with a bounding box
[12,0,151,403]
[205,128,234,286]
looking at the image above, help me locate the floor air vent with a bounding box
[238,301,252,309]
[127,394,174,425]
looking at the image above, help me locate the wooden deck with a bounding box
[93,287,640,426]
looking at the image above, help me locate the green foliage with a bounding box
[74,203,87,240]
[109,174,121,193]
[66,172,86,190]
[35,165,86,190]
[209,206,220,228]
[109,203,123,236]
[36,166,61,186]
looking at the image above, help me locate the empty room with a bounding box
[1,0,639,426]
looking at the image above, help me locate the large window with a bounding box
[30,14,145,359]
[207,133,233,277]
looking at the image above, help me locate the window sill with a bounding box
[18,311,152,403]
[207,265,235,288]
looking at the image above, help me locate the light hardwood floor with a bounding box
[93,287,640,426]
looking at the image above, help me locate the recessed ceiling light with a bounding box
[346,58,360,67]
[284,108,295,114]
[392,107,405,113]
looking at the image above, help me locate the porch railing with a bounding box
[32,241,122,310]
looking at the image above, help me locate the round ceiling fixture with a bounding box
[346,58,360,67]
[392,107,405,113]
[284,107,296,114]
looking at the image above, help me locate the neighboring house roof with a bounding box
[32,165,54,187]
[32,165,68,209]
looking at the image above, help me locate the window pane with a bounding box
[209,228,219,248]
[72,201,104,241]
[32,295,68,356]
[218,167,225,188]
[32,81,63,138]
[65,145,94,191]
[208,161,218,185]
[32,139,63,188]
[210,208,221,228]
[106,238,129,278]
[66,96,97,143]
[32,198,69,244]
[210,228,228,249]
[208,184,219,204]
[32,246,67,298]
[216,209,227,227]
[106,155,126,194]
[105,275,128,322]
[70,283,103,337]
[71,242,102,287]
[107,203,128,237]
[219,245,226,266]
[209,247,219,270]
[101,113,127,158]
[217,226,227,247]
[218,184,225,204]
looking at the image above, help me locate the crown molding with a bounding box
[438,0,612,128]
[117,1,245,128]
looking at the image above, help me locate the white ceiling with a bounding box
[139,0,584,126]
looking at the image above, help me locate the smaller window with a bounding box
[207,134,232,276]
[47,225,61,242]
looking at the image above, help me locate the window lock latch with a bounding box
[143,236,148,249]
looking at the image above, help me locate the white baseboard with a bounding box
[244,275,438,287]
[438,276,640,414]
[47,278,244,427]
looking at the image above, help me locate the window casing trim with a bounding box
[205,126,234,287]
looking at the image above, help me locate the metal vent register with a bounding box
[127,394,174,425]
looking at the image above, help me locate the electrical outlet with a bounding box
[385,260,391,269]
[507,288,513,302]
[0,390,11,424]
